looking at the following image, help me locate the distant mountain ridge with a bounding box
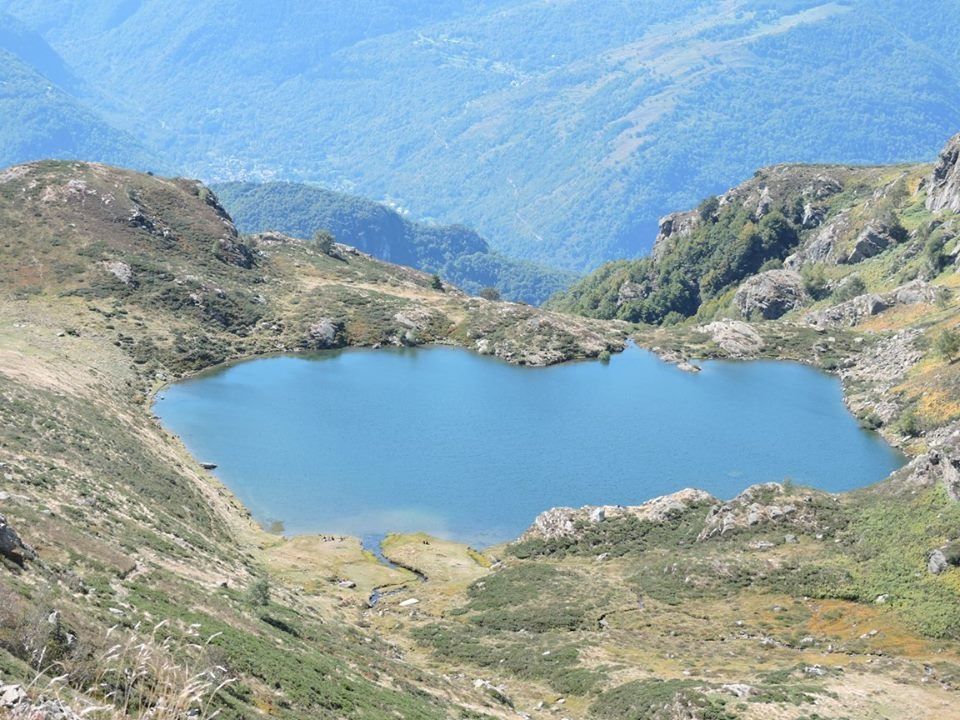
[0,1,958,271]
[214,181,575,304]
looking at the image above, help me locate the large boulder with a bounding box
[734,269,808,320]
[841,222,906,264]
[927,133,960,214]
[700,319,765,357]
[0,514,35,564]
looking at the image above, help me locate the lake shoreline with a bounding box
[154,343,906,550]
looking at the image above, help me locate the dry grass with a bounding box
[26,621,234,720]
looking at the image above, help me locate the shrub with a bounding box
[935,327,960,362]
[313,229,335,255]
[832,275,866,302]
[246,577,270,607]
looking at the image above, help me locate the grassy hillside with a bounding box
[0,160,620,719]
[0,1,958,268]
[214,181,575,305]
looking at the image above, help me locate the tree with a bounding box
[801,265,830,300]
[935,327,960,362]
[479,286,501,301]
[313,229,335,255]
[430,274,444,291]
[247,577,270,607]
[697,195,720,222]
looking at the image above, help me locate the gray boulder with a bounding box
[734,269,808,320]
[927,133,960,214]
[842,222,904,264]
[0,514,35,564]
[929,549,949,574]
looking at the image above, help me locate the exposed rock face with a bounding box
[838,329,923,422]
[698,483,840,541]
[785,211,852,268]
[700,319,765,356]
[213,237,257,269]
[0,514,35,564]
[927,132,960,213]
[617,280,646,306]
[804,280,940,328]
[520,489,717,541]
[652,212,700,261]
[734,269,808,320]
[842,222,905,264]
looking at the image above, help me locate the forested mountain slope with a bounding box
[1,1,958,269]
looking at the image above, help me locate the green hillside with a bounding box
[215,181,575,304]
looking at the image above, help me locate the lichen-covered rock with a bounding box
[927,132,960,213]
[700,319,765,356]
[928,549,949,574]
[520,488,717,541]
[734,269,808,320]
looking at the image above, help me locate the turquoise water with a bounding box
[154,346,904,546]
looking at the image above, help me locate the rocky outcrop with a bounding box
[698,483,841,541]
[520,489,717,541]
[785,211,852,268]
[617,280,646,306]
[837,329,923,422]
[0,514,35,565]
[305,317,344,348]
[734,269,808,320]
[841,222,906,264]
[804,280,941,328]
[213,236,257,269]
[927,133,960,214]
[652,212,700,261]
[700,320,765,356]
[0,683,80,720]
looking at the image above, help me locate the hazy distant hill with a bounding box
[1,1,959,269]
[215,181,574,304]
[0,11,155,168]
